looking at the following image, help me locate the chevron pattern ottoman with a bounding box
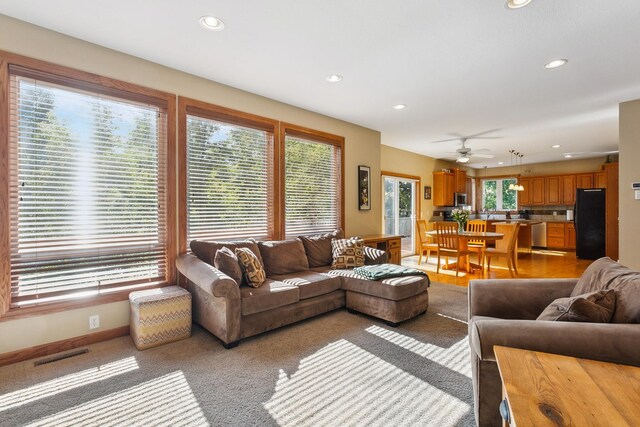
[129,286,192,350]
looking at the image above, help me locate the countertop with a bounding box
[491,220,542,226]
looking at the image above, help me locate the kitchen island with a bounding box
[489,220,542,253]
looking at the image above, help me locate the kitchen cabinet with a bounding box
[454,169,467,193]
[362,235,402,265]
[576,173,594,189]
[566,222,576,249]
[545,176,563,205]
[530,177,545,205]
[519,178,531,206]
[547,222,566,249]
[562,175,576,205]
[433,171,454,206]
[595,171,607,189]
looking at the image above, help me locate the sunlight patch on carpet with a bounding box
[0,356,139,412]
[366,325,471,378]
[24,371,208,427]
[264,339,470,426]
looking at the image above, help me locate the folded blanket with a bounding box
[353,264,430,283]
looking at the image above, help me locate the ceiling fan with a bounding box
[431,130,500,163]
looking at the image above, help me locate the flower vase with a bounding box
[457,222,464,233]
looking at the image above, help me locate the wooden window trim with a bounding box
[0,50,176,318]
[177,96,279,252]
[280,123,345,239]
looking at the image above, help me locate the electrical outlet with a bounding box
[89,315,100,330]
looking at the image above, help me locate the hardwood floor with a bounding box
[403,249,593,287]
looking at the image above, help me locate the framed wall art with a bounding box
[358,165,371,210]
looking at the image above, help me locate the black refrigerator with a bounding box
[575,188,606,260]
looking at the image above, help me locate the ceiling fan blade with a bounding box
[465,128,502,139]
[466,136,503,140]
[470,153,495,159]
[430,137,463,143]
[469,148,492,153]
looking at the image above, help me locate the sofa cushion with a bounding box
[257,239,309,276]
[299,230,344,268]
[328,269,428,301]
[537,290,616,323]
[191,239,264,268]
[331,238,365,269]
[572,257,640,323]
[235,247,267,288]
[270,271,342,300]
[240,279,299,316]
[213,247,243,285]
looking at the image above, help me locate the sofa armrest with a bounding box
[468,278,578,320]
[470,317,640,367]
[364,246,389,265]
[176,253,241,300]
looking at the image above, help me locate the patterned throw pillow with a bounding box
[331,238,365,269]
[235,247,267,288]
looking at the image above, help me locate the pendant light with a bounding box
[508,150,517,190]
[516,151,525,191]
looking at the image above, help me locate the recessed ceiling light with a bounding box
[545,59,568,69]
[199,16,225,31]
[506,0,533,9]
[551,144,561,148]
[325,74,343,83]
[498,162,504,165]
[564,154,573,158]
[392,104,406,110]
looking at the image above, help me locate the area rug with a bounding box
[0,282,474,427]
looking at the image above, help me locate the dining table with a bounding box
[426,230,504,274]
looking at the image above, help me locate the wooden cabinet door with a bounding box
[454,169,467,193]
[530,178,545,205]
[547,223,566,248]
[576,173,594,189]
[595,171,607,188]
[545,176,562,205]
[566,222,576,249]
[562,175,576,205]
[433,172,455,206]
[519,178,531,206]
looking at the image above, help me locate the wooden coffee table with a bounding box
[494,345,640,426]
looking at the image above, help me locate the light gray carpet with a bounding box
[0,282,474,427]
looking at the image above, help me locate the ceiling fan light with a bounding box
[506,0,532,9]
[456,156,470,164]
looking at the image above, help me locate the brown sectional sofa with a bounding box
[176,234,430,348]
[468,257,640,426]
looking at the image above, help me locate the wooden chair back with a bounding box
[416,219,431,246]
[466,220,487,246]
[495,223,520,253]
[436,222,466,251]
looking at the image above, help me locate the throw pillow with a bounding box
[331,237,365,269]
[299,230,344,268]
[537,289,616,323]
[257,239,310,276]
[235,247,267,288]
[190,239,264,268]
[214,246,243,285]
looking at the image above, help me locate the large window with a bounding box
[283,126,343,238]
[482,178,517,211]
[1,59,175,313]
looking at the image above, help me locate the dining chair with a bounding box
[416,219,438,265]
[435,221,471,277]
[482,223,521,277]
[466,219,487,265]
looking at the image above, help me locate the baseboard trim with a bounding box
[0,325,130,367]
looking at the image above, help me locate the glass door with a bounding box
[383,176,417,256]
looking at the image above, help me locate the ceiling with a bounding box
[1,0,639,168]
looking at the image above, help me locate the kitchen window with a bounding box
[482,178,518,211]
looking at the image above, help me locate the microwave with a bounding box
[454,192,467,206]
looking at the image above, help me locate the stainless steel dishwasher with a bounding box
[532,222,547,248]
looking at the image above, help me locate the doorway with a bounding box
[383,175,419,256]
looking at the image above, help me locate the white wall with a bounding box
[619,99,640,270]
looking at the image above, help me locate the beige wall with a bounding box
[380,145,453,223]
[619,99,640,270]
[480,157,606,177]
[0,15,381,354]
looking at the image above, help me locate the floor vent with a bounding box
[34,349,89,366]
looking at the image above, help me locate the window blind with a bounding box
[9,73,168,307]
[186,115,273,242]
[284,135,342,237]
